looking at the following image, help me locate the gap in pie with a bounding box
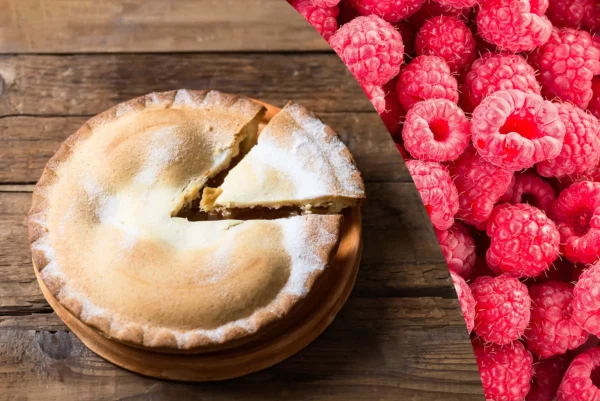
[28,90,365,352]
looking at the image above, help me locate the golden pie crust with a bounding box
[28,89,364,351]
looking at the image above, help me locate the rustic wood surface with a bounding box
[0,1,484,400]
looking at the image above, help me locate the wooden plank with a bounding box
[0,0,332,53]
[0,54,371,116]
[0,182,450,316]
[0,113,408,184]
[0,298,483,401]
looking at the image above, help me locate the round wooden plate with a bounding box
[33,101,363,382]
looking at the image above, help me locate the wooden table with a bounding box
[0,1,484,400]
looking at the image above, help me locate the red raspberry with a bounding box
[329,15,405,86]
[533,28,600,110]
[380,79,404,138]
[486,203,560,278]
[472,338,534,400]
[471,89,566,171]
[552,181,600,264]
[405,159,459,230]
[589,76,600,119]
[312,0,341,6]
[527,354,572,401]
[525,281,589,358]
[361,82,386,114]
[462,53,541,111]
[476,0,552,52]
[546,0,594,29]
[557,348,600,401]
[436,222,476,279]
[500,171,556,215]
[433,0,479,9]
[537,102,600,179]
[448,146,514,229]
[471,274,531,344]
[402,99,470,162]
[291,0,340,40]
[573,263,600,337]
[408,0,466,28]
[415,16,476,72]
[450,270,476,333]
[396,55,459,111]
[349,0,425,22]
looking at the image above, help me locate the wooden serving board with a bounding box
[32,101,363,382]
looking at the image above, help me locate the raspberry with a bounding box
[557,348,600,401]
[472,338,534,401]
[329,15,405,86]
[436,222,476,279]
[361,82,386,114]
[552,181,600,264]
[486,203,560,278]
[471,89,566,171]
[573,263,600,337]
[415,16,476,72]
[349,0,425,22]
[533,28,600,110]
[589,76,600,119]
[546,0,594,28]
[448,146,514,229]
[476,0,552,53]
[312,0,341,6]
[527,354,572,401]
[380,79,404,138]
[408,0,466,28]
[537,102,600,179]
[433,0,479,9]
[291,0,340,40]
[405,159,459,230]
[470,274,531,344]
[525,281,589,358]
[402,99,470,162]
[450,271,476,333]
[462,53,541,111]
[396,55,459,111]
[500,171,556,215]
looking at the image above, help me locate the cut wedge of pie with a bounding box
[201,102,365,214]
[28,90,365,351]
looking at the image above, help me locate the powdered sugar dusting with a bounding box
[134,126,182,187]
[280,216,337,296]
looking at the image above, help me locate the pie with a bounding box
[28,89,365,352]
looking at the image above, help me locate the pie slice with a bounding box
[28,90,359,352]
[201,102,365,214]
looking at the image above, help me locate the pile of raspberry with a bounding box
[290,0,600,399]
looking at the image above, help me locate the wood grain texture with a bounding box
[0,54,370,117]
[0,0,332,53]
[0,113,408,184]
[0,297,482,401]
[0,183,451,317]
